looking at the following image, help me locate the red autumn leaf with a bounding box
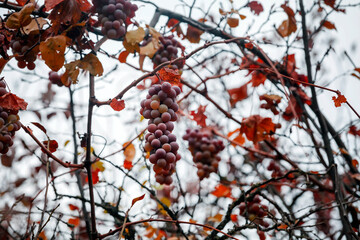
[348,125,360,136]
[283,54,296,73]
[48,0,91,33]
[167,18,179,28]
[190,105,207,127]
[42,140,59,153]
[259,94,282,115]
[69,204,79,211]
[324,0,335,8]
[31,122,47,134]
[240,115,277,144]
[0,92,28,111]
[167,18,184,37]
[251,71,267,87]
[248,1,264,15]
[352,159,359,168]
[92,169,100,184]
[230,214,238,222]
[322,20,336,30]
[158,67,181,85]
[244,42,254,49]
[332,94,346,107]
[110,98,125,111]
[211,184,232,198]
[228,84,248,107]
[131,194,145,208]
[227,17,239,28]
[257,230,266,240]
[45,0,64,11]
[123,159,133,170]
[68,217,80,228]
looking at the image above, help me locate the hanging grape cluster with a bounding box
[0,26,11,60]
[48,71,64,87]
[140,82,181,185]
[0,80,21,154]
[93,0,138,39]
[152,35,184,70]
[239,196,269,227]
[10,36,38,70]
[183,128,224,180]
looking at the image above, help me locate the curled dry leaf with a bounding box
[0,92,28,111]
[6,3,35,29]
[110,98,125,111]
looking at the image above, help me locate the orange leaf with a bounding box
[158,68,181,85]
[123,142,135,162]
[251,71,266,87]
[40,35,67,71]
[38,231,47,240]
[69,204,79,211]
[248,1,263,15]
[228,84,248,107]
[228,128,245,146]
[110,99,125,111]
[240,115,277,143]
[322,20,336,30]
[0,92,28,111]
[190,105,207,127]
[208,213,223,222]
[131,194,145,207]
[68,217,80,228]
[211,184,232,198]
[186,24,203,43]
[230,214,238,222]
[278,224,288,229]
[352,159,359,168]
[78,53,103,76]
[227,17,239,28]
[6,3,35,29]
[332,94,346,107]
[277,4,297,38]
[42,140,59,153]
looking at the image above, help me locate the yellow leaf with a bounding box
[157,197,171,215]
[125,27,145,51]
[6,3,35,29]
[92,161,105,172]
[123,141,136,162]
[40,35,67,71]
[64,140,70,146]
[78,53,103,76]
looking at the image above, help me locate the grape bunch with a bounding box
[239,196,269,227]
[140,82,181,185]
[0,27,10,60]
[48,71,64,87]
[10,38,38,70]
[183,128,224,180]
[93,0,138,39]
[152,35,184,70]
[0,80,21,154]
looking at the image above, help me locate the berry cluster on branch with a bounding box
[183,128,225,180]
[239,196,269,227]
[48,71,64,87]
[140,82,181,185]
[152,35,184,70]
[10,37,38,70]
[0,80,21,154]
[93,0,138,39]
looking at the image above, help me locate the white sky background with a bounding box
[1,0,360,239]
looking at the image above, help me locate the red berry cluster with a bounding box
[152,36,184,70]
[93,0,138,39]
[0,26,11,60]
[267,160,282,178]
[239,196,269,227]
[48,71,64,87]
[0,80,21,154]
[140,82,181,185]
[10,37,38,70]
[183,128,225,180]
